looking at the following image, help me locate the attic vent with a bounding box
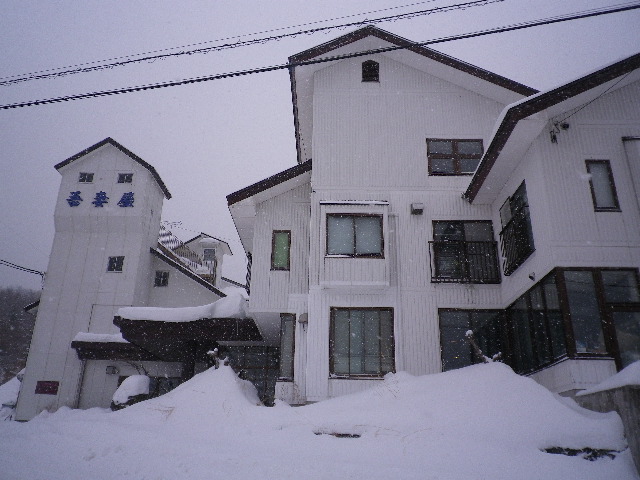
[362,60,379,82]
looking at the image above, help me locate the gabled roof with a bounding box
[54,137,171,199]
[227,161,312,253]
[464,52,640,204]
[289,25,537,97]
[183,233,233,256]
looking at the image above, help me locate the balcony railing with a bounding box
[499,211,535,276]
[429,241,500,283]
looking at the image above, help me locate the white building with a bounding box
[15,138,230,420]
[228,26,640,404]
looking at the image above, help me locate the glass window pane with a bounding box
[439,311,471,371]
[364,310,380,373]
[327,216,354,255]
[460,157,480,174]
[349,310,365,374]
[564,271,606,353]
[587,162,618,209]
[612,311,640,368]
[203,248,216,262]
[509,298,534,373]
[279,315,295,379]
[601,270,640,303]
[430,158,455,174]
[463,222,493,242]
[471,311,503,361]
[272,232,290,269]
[433,221,464,241]
[428,140,453,154]
[457,140,483,155]
[379,310,394,373]
[355,216,382,255]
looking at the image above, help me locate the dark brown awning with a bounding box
[113,316,263,362]
[71,341,159,361]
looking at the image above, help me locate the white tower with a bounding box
[15,138,170,420]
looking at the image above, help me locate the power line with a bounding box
[2,2,639,111]
[0,0,501,87]
[0,0,440,84]
[0,259,45,279]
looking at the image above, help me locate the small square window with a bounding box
[118,173,133,183]
[154,271,169,287]
[203,248,216,262]
[107,256,125,272]
[78,172,94,183]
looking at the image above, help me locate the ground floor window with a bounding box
[279,314,295,381]
[329,308,394,377]
[221,346,280,405]
[439,267,640,373]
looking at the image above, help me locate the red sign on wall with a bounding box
[35,381,59,395]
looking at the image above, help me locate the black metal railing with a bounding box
[499,211,535,276]
[429,241,500,283]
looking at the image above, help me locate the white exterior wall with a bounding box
[491,80,640,307]
[248,183,311,314]
[16,144,166,420]
[77,360,182,409]
[303,54,510,401]
[146,256,221,308]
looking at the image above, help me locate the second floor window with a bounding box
[430,221,499,283]
[427,139,483,175]
[499,181,535,276]
[585,160,620,211]
[154,271,169,287]
[271,231,291,270]
[327,214,383,257]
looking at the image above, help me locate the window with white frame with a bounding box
[326,214,383,257]
[585,160,620,211]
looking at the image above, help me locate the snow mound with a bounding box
[116,365,260,427]
[117,292,248,322]
[577,360,640,396]
[112,375,150,405]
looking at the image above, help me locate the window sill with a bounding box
[320,281,389,289]
[325,255,384,259]
[329,375,386,380]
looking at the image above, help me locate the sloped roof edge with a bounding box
[151,247,225,297]
[54,137,172,200]
[464,52,640,203]
[288,25,537,97]
[227,160,312,205]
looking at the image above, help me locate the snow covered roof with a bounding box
[465,52,640,204]
[54,137,172,199]
[183,233,233,257]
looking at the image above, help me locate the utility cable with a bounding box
[0,0,440,84]
[0,0,501,87]
[1,2,639,110]
[0,259,45,279]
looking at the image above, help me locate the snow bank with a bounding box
[0,372,22,421]
[577,361,640,396]
[117,291,248,322]
[0,363,636,480]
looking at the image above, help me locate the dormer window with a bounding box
[362,60,379,82]
[78,172,94,183]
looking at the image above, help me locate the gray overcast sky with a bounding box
[1,0,639,290]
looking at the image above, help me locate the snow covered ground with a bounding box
[0,363,637,480]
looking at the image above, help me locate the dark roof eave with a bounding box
[227,160,312,206]
[288,25,537,97]
[464,52,640,203]
[54,137,172,199]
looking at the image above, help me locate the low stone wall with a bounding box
[574,386,640,474]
